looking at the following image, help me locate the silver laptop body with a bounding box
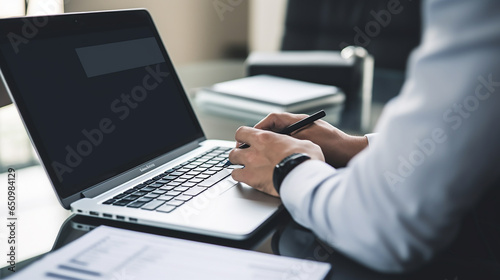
[0,9,281,240]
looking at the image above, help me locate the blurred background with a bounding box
[0,0,421,173]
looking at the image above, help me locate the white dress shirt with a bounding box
[280,0,500,272]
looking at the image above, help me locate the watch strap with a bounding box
[273,153,311,194]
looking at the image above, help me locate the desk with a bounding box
[1,60,499,279]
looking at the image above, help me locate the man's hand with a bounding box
[229,126,324,197]
[254,112,368,168]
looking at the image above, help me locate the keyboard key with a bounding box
[198,169,231,187]
[137,197,154,203]
[166,181,181,187]
[124,189,135,194]
[157,195,175,201]
[144,193,160,199]
[121,196,137,202]
[195,174,210,179]
[156,179,170,184]
[173,178,187,183]
[141,200,165,210]
[170,172,185,176]
[166,200,184,207]
[132,191,148,197]
[166,190,181,196]
[149,183,163,188]
[103,199,116,205]
[145,179,155,184]
[159,185,175,191]
[156,204,176,213]
[180,174,194,180]
[183,186,207,196]
[141,187,156,192]
[174,186,189,192]
[182,182,196,188]
[153,175,163,180]
[209,167,223,172]
[193,168,206,172]
[133,183,146,189]
[113,200,131,206]
[188,178,203,183]
[152,190,167,195]
[126,194,142,200]
[127,201,147,208]
[113,194,127,199]
[162,175,178,180]
[202,170,217,175]
[175,195,192,201]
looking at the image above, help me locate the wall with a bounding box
[65,0,249,65]
[249,0,287,52]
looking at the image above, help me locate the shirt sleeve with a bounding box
[364,133,377,146]
[280,0,500,272]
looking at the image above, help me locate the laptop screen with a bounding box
[0,11,204,199]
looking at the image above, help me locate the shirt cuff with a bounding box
[279,160,336,220]
[364,133,377,146]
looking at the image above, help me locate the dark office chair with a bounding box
[282,0,422,102]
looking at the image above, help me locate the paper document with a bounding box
[9,226,331,280]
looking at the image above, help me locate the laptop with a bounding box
[0,9,281,240]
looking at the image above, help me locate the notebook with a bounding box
[0,9,281,240]
[196,75,345,122]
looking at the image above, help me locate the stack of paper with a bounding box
[196,75,344,122]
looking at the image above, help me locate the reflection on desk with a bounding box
[3,212,500,279]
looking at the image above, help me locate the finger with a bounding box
[234,126,260,147]
[254,112,295,131]
[255,112,308,132]
[231,167,253,186]
[254,113,281,131]
[291,119,328,138]
[228,146,249,166]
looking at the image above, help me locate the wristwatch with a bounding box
[273,153,311,194]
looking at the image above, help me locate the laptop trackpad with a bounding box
[219,178,279,202]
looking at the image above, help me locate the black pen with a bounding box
[224,110,326,167]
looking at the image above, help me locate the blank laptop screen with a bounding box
[0,11,203,199]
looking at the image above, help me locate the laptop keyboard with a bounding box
[102,147,236,214]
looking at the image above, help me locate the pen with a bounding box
[224,110,326,167]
